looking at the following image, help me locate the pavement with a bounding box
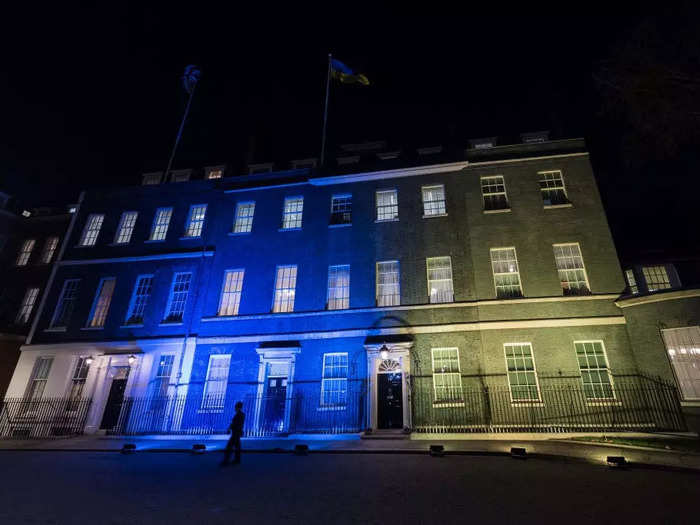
[1,451,699,524]
[1,431,700,472]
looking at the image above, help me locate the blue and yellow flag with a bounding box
[330,59,370,86]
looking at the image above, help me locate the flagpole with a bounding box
[164,80,197,180]
[320,53,332,167]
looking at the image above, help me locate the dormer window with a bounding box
[417,146,442,155]
[377,151,400,160]
[248,163,273,174]
[336,155,360,166]
[169,169,191,183]
[291,158,317,170]
[206,166,224,179]
[469,137,497,150]
[521,131,550,143]
[142,172,163,185]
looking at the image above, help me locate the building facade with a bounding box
[1,138,691,438]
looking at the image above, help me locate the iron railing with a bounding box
[0,397,92,439]
[411,374,686,433]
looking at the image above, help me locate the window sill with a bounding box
[80,327,105,331]
[44,327,67,333]
[511,401,544,407]
[197,408,224,414]
[375,218,399,223]
[681,400,700,407]
[422,213,448,219]
[179,236,201,240]
[228,231,252,236]
[586,400,622,407]
[159,322,184,327]
[483,208,511,214]
[543,203,573,209]
[279,227,302,232]
[317,405,347,411]
[108,242,130,247]
[74,244,96,248]
[120,324,144,329]
[433,401,465,408]
[328,223,352,228]
[144,239,166,244]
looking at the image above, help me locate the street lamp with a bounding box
[380,345,389,360]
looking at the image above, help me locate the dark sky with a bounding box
[1,6,698,261]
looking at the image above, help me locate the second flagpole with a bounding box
[320,53,332,167]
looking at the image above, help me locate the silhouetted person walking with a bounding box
[221,401,245,466]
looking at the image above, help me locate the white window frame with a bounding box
[200,354,231,412]
[642,265,671,292]
[218,269,245,316]
[421,185,447,217]
[233,202,255,234]
[539,170,569,207]
[67,357,91,410]
[149,207,173,241]
[152,354,175,399]
[503,343,541,403]
[376,260,400,306]
[16,287,40,325]
[330,194,352,226]
[114,211,138,244]
[272,265,298,313]
[124,274,154,325]
[327,265,350,310]
[183,204,207,238]
[79,214,105,247]
[431,348,463,405]
[480,176,509,211]
[281,196,304,230]
[320,352,349,408]
[553,243,590,295]
[625,269,639,295]
[574,340,615,401]
[426,256,454,304]
[24,356,54,402]
[16,239,35,266]
[163,272,192,323]
[50,279,81,328]
[40,236,59,264]
[662,326,700,401]
[376,189,398,222]
[86,277,116,328]
[490,247,523,299]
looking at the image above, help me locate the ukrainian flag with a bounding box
[330,59,370,86]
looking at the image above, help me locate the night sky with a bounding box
[1,6,698,262]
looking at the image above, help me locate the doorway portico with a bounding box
[364,340,413,431]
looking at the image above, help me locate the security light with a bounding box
[85,356,94,365]
[380,345,389,360]
[128,355,136,365]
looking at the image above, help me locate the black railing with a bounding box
[411,374,686,433]
[0,398,92,439]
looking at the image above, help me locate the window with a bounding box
[422,185,446,216]
[142,172,162,185]
[330,195,352,225]
[206,168,223,179]
[87,277,116,328]
[553,243,590,295]
[642,265,671,292]
[164,272,192,323]
[431,348,462,402]
[490,247,523,298]
[426,256,454,303]
[625,269,639,295]
[67,357,90,411]
[16,287,40,325]
[281,197,303,229]
[169,170,190,183]
[504,343,540,402]
[114,211,138,244]
[125,275,153,325]
[50,279,80,328]
[16,239,35,266]
[233,202,255,233]
[376,189,398,221]
[218,269,244,316]
[321,353,348,407]
[201,354,231,411]
[481,176,509,211]
[539,170,569,206]
[183,204,207,238]
[327,265,350,310]
[150,207,173,241]
[662,327,700,400]
[152,355,175,399]
[25,357,54,402]
[575,341,614,400]
[40,236,59,264]
[272,265,297,313]
[376,260,400,306]
[79,214,104,246]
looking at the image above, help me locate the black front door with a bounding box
[378,372,403,429]
[262,377,287,433]
[100,369,130,430]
